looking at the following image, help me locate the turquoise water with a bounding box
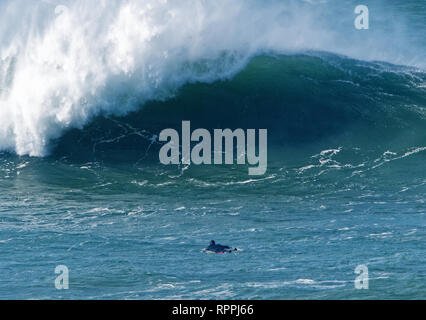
[1,151,426,300]
[1,0,426,299]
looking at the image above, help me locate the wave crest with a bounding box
[0,0,424,156]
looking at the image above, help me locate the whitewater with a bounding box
[0,0,425,156]
[0,0,425,300]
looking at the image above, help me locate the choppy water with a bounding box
[1,0,425,299]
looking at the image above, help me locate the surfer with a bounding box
[205,240,237,254]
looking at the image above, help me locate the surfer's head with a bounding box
[210,240,215,246]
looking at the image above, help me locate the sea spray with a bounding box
[0,0,424,156]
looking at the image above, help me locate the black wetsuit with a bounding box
[205,242,236,253]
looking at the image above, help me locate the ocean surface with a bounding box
[0,0,425,299]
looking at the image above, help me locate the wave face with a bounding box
[1,1,426,300]
[0,0,425,156]
[48,54,425,163]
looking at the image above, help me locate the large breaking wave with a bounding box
[0,0,425,156]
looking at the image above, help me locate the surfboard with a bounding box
[203,249,236,254]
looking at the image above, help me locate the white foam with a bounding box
[0,0,424,156]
